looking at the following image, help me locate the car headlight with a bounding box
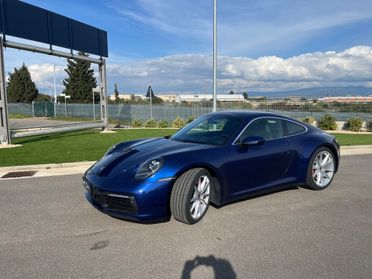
[135,158,164,179]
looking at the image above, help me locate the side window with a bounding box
[285,121,306,136]
[238,118,284,142]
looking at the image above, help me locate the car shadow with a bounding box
[181,255,236,279]
[212,185,300,209]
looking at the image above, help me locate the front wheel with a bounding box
[306,147,336,190]
[170,168,211,224]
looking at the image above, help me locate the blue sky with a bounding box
[5,0,372,94]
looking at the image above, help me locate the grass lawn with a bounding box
[330,133,372,146]
[0,129,371,167]
[0,129,177,167]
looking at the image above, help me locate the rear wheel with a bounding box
[170,168,211,224]
[306,147,335,190]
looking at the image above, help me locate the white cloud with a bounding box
[105,45,372,93]
[27,64,66,93]
[6,46,372,94]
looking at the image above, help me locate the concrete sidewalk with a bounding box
[0,161,95,179]
[0,145,371,179]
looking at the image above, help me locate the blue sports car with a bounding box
[83,111,340,224]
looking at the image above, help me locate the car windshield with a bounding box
[171,114,243,145]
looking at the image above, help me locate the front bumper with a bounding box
[83,175,174,222]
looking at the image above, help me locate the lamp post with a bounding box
[212,0,217,112]
[92,89,96,121]
[53,64,57,117]
[150,89,153,120]
[60,93,70,117]
[147,85,153,120]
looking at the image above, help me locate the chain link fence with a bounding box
[7,101,372,124]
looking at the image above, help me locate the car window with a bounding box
[171,115,243,145]
[192,118,227,133]
[285,121,306,136]
[237,118,284,142]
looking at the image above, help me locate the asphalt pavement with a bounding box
[9,118,75,130]
[0,155,371,279]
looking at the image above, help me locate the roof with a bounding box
[206,111,304,124]
[208,110,281,118]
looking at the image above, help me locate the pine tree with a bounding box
[114,83,120,103]
[63,52,97,103]
[7,63,38,103]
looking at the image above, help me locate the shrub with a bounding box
[367,119,372,132]
[172,116,186,129]
[144,119,158,128]
[158,120,169,128]
[131,119,142,128]
[345,117,363,132]
[186,116,196,124]
[302,116,315,125]
[317,114,337,130]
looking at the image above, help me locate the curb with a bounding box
[0,145,372,174]
[0,161,96,172]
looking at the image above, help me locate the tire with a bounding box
[170,168,211,224]
[306,147,336,190]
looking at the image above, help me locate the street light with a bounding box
[53,64,57,117]
[60,93,70,117]
[212,0,217,112]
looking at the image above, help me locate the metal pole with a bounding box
[0,37,10,145]
[92,89,96,121]
[53,64,57,117]
[212,0,217,112]
[150,87,153,120]
[99,59,109,130]
[4,40,102,64]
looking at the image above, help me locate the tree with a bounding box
[114,83,120,103]
[63,51,97,103]
[229,90,234,94]
[242,92,248,100]
[146,85,155,98]
[7,63,38,103]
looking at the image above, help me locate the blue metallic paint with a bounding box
[83,111,340,222]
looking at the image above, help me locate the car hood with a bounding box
[87,137,207,177]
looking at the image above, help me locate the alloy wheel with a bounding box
[312,151,335,187]
[190,175,210,219]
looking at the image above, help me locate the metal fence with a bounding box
[7,102,372,124]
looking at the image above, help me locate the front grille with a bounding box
[90,185,137,214]
[106,196,135,212]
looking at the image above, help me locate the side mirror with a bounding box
[240,136,266,146]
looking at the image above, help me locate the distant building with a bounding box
[175,94,245,103]
[110,93,247,103]
[157,94,177,102]
[318,96,372,103]
[109,94,145,101]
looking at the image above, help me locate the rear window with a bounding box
[286,121,306,136]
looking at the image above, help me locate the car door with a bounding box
[223,117,294,200]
